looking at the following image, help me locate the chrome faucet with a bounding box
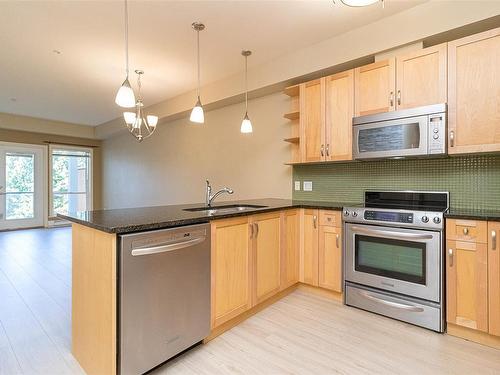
[206,180,234,207]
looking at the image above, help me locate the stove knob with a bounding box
[344,210,350,217]
[421,215,429,223]
[352,212,358,217]
[433,217,441,224]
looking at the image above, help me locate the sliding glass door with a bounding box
[50,145,92,218]
[0,143,46,230]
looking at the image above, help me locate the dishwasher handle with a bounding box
[131,236,205,256]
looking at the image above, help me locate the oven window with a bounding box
[355,235,426,284]
[358,123,420,152]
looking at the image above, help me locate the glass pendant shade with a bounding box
[146,115,158,128]
[240,113,253,133]
[123,111,136,125]
[190,97,204,123]
[341,0,379,6]
[115,78,136,108]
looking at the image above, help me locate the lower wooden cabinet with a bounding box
[252,211,281,305]
[301,209,319,286]
[211,216,252,328]
[318,225,342,292]
[488,222,500,336]
[446,239,488,332]
[282,209,300,289]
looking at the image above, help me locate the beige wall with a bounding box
[102,92,292,209]
[0,128,102,209]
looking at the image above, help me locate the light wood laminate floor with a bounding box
[1,228,499,375]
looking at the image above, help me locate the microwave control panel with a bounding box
[428,112,446,154]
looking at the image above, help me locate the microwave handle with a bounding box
[349,225,434,241]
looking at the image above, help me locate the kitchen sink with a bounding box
[183,204,268,215]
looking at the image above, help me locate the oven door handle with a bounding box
[350,226,434,241]
[359,291,425,312]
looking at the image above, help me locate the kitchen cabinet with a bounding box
[211,216,252,328]
[282,209,300,289]
[301,209,319,286]
[251,211,282,305]
[488,222,500,336]
[395,43,447,110]
[446,239,488,332]
[318,225,342,292]
[354,58,395,116]
[325,70,354,161]
[448,28,500,155]
[302,78,325,162]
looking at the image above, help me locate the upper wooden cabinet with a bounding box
[354,58,396,116]
[325,70,355,161]
[251,212,281,305]
[448,28,500,155]
[301,79,325,162]
[211,217,252,328]
[396,43,447,109]
[488,222,500,336]
[282,209,300,289]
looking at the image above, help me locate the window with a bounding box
[50,146,92,216]
[5,152,35,220]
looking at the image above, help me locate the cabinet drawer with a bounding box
[319,210,342,227]
[446,219,487,243]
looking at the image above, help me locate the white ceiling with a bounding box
[0,0,425,126]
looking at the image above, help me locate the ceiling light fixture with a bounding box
[115,0,136,108]
[339,0,383,7]
[190,22,205,124]
[240,50,253,134]
[123,70,158,142]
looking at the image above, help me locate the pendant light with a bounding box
[115,0,136,108]
[240,50,253,134]
[190,22,205,124]
[123,70,158,142]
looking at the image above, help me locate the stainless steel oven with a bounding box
[353,104,446,160]
[345,223,441,302]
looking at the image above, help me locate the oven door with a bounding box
[353,115,428,159]
[345,223,441,302]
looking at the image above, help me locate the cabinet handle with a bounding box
[313,215,317,229]
[397,90,401,106]
[492,230,497,251]
[320,144,325,157]
[326,144,330,157]
[463,227,469,236]
[254,223,259,238]
[249,223,254,239]
[450,131,455,147]
[336,234,340,248]
[389,91,394,107]
[448,248,454,267]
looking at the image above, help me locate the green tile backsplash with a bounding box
[292,155,500,210]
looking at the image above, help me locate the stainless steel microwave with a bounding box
[352,104,447,160]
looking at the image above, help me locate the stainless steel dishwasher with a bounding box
[119,223,210,375]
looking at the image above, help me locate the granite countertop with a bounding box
[444,208,500,221]
[58,198,356,234]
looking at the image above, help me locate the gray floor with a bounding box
[1,228,499,375]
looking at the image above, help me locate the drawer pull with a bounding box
[313,215,317,229]
[492,230,497,251]
[463,227,469,236]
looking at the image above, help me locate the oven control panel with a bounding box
[364,210,413,223]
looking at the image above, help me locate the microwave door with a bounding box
[353,115,428,160]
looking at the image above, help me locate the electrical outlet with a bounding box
[294,181,301,191]
[303,181,313,191]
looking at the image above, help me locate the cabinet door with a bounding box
[211,217,252,328]
[354,58,395,116]
[301,79,326,162]
[446,240,488,332]
[282,210,300,289]
[252,212,281,305]
[448,28,500,154]
[396,43,447,109]
[488,222,500,336]
[300,209,319,286]
[318,225,342,292]
[325,70,354,161]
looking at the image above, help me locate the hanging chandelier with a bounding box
[123,70,158,142]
